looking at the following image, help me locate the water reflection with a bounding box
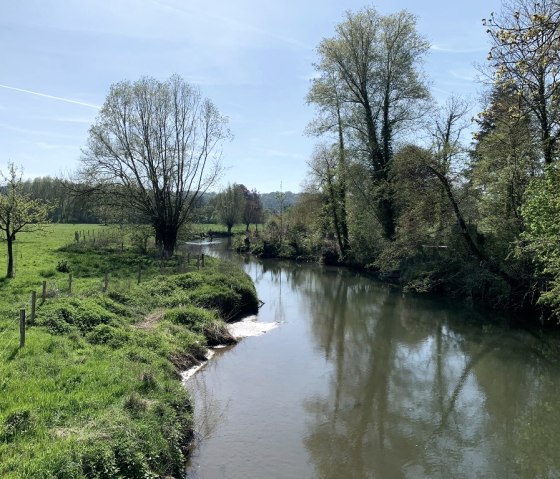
[298,268,560,478]
[186,241,560,479]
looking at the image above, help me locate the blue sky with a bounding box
[0,0,501,193]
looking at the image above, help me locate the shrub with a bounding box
[203,320,236,346]
[188,285,241,320]
[38,298,118,334]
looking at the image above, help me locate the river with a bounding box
[184,240,560,479]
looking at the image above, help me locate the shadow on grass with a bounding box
[6,346,20,361]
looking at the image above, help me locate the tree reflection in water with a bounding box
[296,266,560,479]
[195,241,560,479]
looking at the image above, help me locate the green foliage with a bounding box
[55,260,70,273]
[214,183,246,233]
[37,297,118,334]
[521,165,560,318]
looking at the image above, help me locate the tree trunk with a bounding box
[155,223,178,258]
[336,98,349,255]
[227,224,233,235]
[378,195,396,240]
[6,229,14,278]
[427,166,515,286]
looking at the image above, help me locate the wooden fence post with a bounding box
[68,274,72,294]
[42,281,47,304]
[19,309,25,348]
[30,291,37,325]
[201,253,205,267]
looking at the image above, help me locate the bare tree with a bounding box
[81,75,230,256]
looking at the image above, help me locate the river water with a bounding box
[184,241,560,479]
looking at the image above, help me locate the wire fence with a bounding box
[1,234,210,351]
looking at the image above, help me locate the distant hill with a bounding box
[260,191,299,213]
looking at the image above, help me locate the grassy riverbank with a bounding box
[0,224,258,478]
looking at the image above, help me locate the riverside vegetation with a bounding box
[0,224,258,478]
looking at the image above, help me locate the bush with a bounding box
[38,298,118,334]
[188,285,241,320]
[203,321,236,346]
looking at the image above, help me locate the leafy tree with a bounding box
[472,86,540,243]
[307,144,349,260]
[81,74,230,256]
[240,187,263,232]
[215,184,245,234]
[0,164,50,278]
[484,0,560,164]
[307,65,349,256]
[521,164,560,318]
[312,7,430,239]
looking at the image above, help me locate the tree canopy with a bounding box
[81,74,231,256]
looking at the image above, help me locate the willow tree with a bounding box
[310,7,430,240]
[82,75,230,256]
[215,183,245,235]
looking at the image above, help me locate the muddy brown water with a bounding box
[184,241,560,479]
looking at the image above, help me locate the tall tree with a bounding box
[0,164,50,278]
[215,183,245,235]
[307,67,349,256]
[81,75,230,256]
[485,0,560,164]
[307,144,349,259]
[312,7,430,239]
[521,164,560,317]
[240,187,263,232]
[472,86,540,238]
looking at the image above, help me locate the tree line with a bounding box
[246,0,560,322]
[3,0,560,322]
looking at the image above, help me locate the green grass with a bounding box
[0,224,258,478]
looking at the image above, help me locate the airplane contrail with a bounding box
[0,83,100,109]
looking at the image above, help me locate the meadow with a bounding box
[0,224,258,478]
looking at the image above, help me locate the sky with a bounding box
[0,0,502,193]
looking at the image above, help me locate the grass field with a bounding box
[0,224,258,478]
